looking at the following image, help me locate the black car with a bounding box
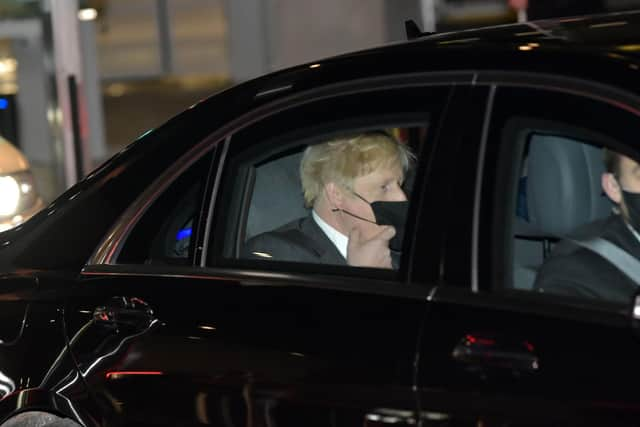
[4,10,640,427]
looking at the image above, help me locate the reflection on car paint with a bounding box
[0,370,15,398]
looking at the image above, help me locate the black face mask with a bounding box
[621,189,640,232]
[333,192,409,252]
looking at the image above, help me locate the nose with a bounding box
[390,185,407,202]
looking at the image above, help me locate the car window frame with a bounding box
[491,116,621,293]
[465,71,640,323]
[86,138,222,267]
[84,72,476,299]
[223,113,431,259]
[206,86,454,285]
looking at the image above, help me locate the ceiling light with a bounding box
[78,8,98,21]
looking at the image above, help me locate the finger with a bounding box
[348,227,361,246]
[375,225,396,241]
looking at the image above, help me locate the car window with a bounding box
[206,85,452,279]
[116,150,214,265]
[223,126,425,271]
[480,85,640,307]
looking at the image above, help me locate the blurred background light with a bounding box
[78,8,98,21]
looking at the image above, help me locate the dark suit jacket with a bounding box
[534,214,640,304]
[243,215,400,269]
[243,216,347,265]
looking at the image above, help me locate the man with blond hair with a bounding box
[243,131,412,269]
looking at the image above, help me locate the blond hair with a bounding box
[300,132,413,207]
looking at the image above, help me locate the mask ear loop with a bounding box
[331,207,378,224]
[350,191,371,205]
[330,188,378,224]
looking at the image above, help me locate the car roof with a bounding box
[413,9,640,50]
[223,9,640,109]
[120,9,640,168]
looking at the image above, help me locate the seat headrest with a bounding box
[525,135,611,237]
[246,151,308,240]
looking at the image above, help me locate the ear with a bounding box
[324,182,345,209]
[602,173,623,204]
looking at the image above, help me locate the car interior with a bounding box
[512,133,612,290]
[227,125,427,263]
[116,150,214,265]
[244,147,308,244]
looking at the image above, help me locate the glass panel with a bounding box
[117,150,213,265]
[484,86,640,307]
[227,125,427,272]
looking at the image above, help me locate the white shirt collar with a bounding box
[312,210,348,259]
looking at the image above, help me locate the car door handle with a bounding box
[451,333,539,374]
[93,296,155,330]
[364,408,417,426]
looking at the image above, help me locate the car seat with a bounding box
[513,134,611,290]
[245,150,309,241]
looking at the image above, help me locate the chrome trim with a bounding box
[524,21,560,40]
[365,409,416,425]
[255,84,293,98]
[80,264,435,300]
[88,139,218,265]
[426,285,438,302]
[471,85,495,294]
[199,136,230,267]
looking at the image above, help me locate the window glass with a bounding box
[205,85,452,280]
[511,133,609,291]
[238,127,426,269]
[223,125,427,273]
[117,150,213,265]
[482,86,640,307]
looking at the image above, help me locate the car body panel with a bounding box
[416,287,640,425]
[63,272,430,426]
[2,10,640,426]
[0,273,97,425]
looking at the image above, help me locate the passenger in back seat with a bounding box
[243,132,413,270]
[534,149,640,304]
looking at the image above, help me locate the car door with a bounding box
[0,276,36,400]
[0,273,93,425]
[412,74,640,426]
[67,77,471,426]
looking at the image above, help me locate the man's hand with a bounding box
[347,226,395,269]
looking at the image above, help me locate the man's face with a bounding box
[617,155,640,194]
[340,165,407,240]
